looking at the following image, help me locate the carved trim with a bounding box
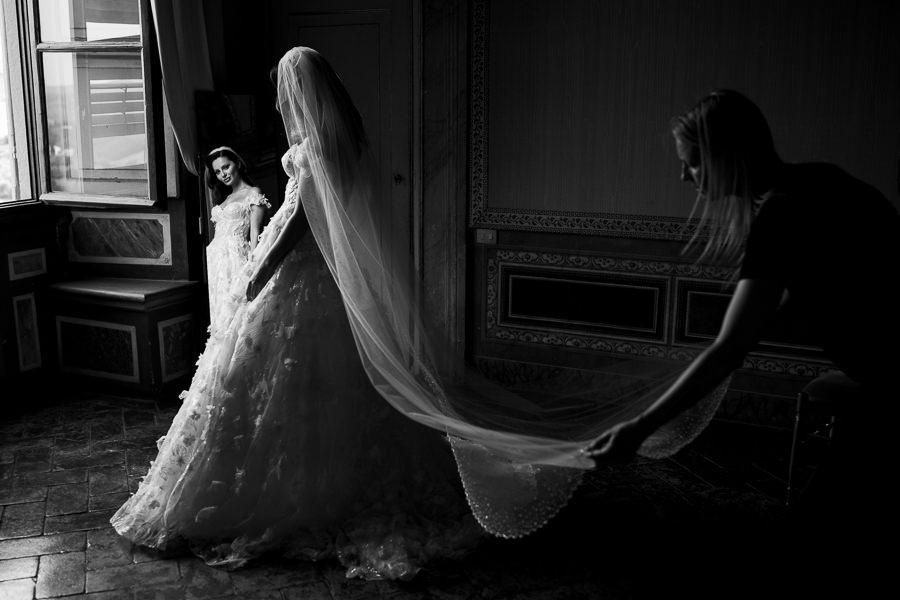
[8,248,47,280]
[56,316,139,383]
[484,248,832,376]
[157,314,194,383]
[12,293,41,371]
[68,211,172,265]
[468,0,698,239]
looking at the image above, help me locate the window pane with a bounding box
[39,0,141,43]
[43,51,148,198]
[1,0,22,203]
[1,11,13,202]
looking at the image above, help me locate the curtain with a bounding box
[149,0,215,176]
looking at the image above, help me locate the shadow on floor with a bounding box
[0,390,873,599]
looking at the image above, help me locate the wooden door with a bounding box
[273,0,413,292]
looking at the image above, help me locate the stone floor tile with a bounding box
[0,531,86,560]
[90,491,131,512]
[14,446,52,475]
[281,582,335,600]
[14,445,53,460]
[53,419,91,439]
[85,560,180,593]
[92,447,128,466]
[218,592,282,600]
[125,449,156,477]
[17,468,88,488]
[123,429,166,449]
[0,391,816,600]
[123,408,158,429]
[87,527,133,571]
[133,585,186,600]
[90,420,126,446]
[44,509,117,535]
[89,466,129,496]
[322,569,407,600]
[0,577,35,600]
[0,555,38,580]
[46,482,90,516]
[230,561,321,593]
[54,435,91,453]
[15,419,63,440]
[0,486,47,505]
[0,501,45,539]
[132,544,173,564]
[178,557,233,599]
[0,464,14,482]
[36,550,85,598]
[92,439,128,457]
[55,448,127,472]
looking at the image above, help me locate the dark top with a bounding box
[740,162,900,387]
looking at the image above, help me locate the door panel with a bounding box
[273,0,412,289]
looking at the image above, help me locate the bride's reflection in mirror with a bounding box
[202,146,271,334]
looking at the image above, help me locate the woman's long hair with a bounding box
[673,89,781,266]
[204,146,255,205]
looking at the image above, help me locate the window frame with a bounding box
[1,0,37,208]
[25,0,165,209]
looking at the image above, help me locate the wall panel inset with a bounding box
[56,316,139,382]
[499,266,666,341]
[69,211,171,265]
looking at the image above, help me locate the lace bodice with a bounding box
[205,188,270,335]
[211,188,269,245]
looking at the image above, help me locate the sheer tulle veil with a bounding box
[276,46,730,538]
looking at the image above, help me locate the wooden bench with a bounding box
[48,277,203,398]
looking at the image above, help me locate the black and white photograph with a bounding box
[1,1,898,598]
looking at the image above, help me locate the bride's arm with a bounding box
[246,176,313,301]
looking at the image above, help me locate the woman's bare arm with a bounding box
[588,277,785,461]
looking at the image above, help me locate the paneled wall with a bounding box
[463,0,900,428]
[0,207,64,391]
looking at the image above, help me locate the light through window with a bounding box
[37,0,150,202]
[1,0,17,202]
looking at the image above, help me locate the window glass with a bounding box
[39,0,141,43]
[0,1,17,202]
[43,51,148,198]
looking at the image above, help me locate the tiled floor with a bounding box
[0,389,851,599]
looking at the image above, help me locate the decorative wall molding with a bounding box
[69,211,172,265]
[157,314,195,383]
[482,248,832,377]
[12,293,41,372]
[56,316,139,382]
[8,248,47,280]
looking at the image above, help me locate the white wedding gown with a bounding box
[111,142,482,579]
[204,188,270,334]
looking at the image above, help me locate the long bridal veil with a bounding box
[276,47,730,538]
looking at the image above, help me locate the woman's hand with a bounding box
[246,260,275,301]
[586,417,652,466]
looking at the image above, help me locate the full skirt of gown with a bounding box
[111,186,482,579]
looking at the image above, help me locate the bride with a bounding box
[110,46,482,580]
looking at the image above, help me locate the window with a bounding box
[1,0,33,205]
[1,0,163,209]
